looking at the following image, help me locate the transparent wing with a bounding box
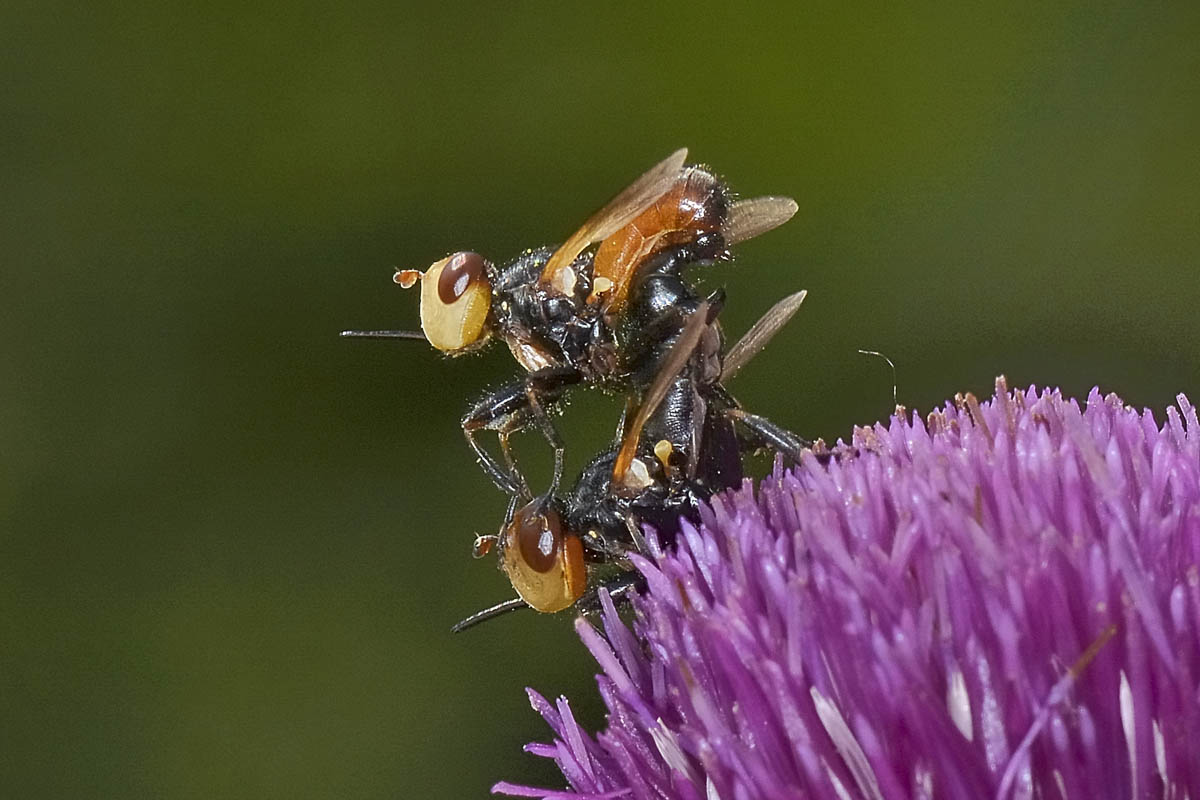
[723,196,798,245]
[721,290,807,382]
[540,148,689,289]
[611,301,710,486]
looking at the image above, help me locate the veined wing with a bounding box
[539,148,688,292]
[721,290,807,381]
[723,195,798,245]
[611,301,710,489]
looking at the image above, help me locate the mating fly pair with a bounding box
[343,149,810,628]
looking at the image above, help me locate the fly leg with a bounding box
[522,371,572,498]
[574,570,646,617]
[725,407,812,464]
[496,430,529,499]
[460,366,582,496]
[461,396,524,496]
[578,514,646,566]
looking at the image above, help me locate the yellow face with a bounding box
[399,251,492,353]
[500,502,587,613]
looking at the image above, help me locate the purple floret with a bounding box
[497,379,1200,799]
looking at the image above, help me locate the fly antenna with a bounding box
[451,597,530,633]
[857,349,898,408]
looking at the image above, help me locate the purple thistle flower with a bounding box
[495,379,1200,800]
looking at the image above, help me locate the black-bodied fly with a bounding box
[342,149,799,499]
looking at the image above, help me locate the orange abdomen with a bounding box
[591,167,727,311]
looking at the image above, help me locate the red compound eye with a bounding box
[416,252,493,352]
[437,251,487,304]
[500,500,587,613]
[513,505,563,574]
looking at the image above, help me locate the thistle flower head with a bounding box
[497,380,1200,799]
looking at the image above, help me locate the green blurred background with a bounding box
[3,2,1198,796]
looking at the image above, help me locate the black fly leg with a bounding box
[579,515,644,565]
[460,366,582,496]
[726,407,812,464]
[462,410,523,496]
[574,571,646,617]
[496,430,529,499]
[522,372,571,499]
